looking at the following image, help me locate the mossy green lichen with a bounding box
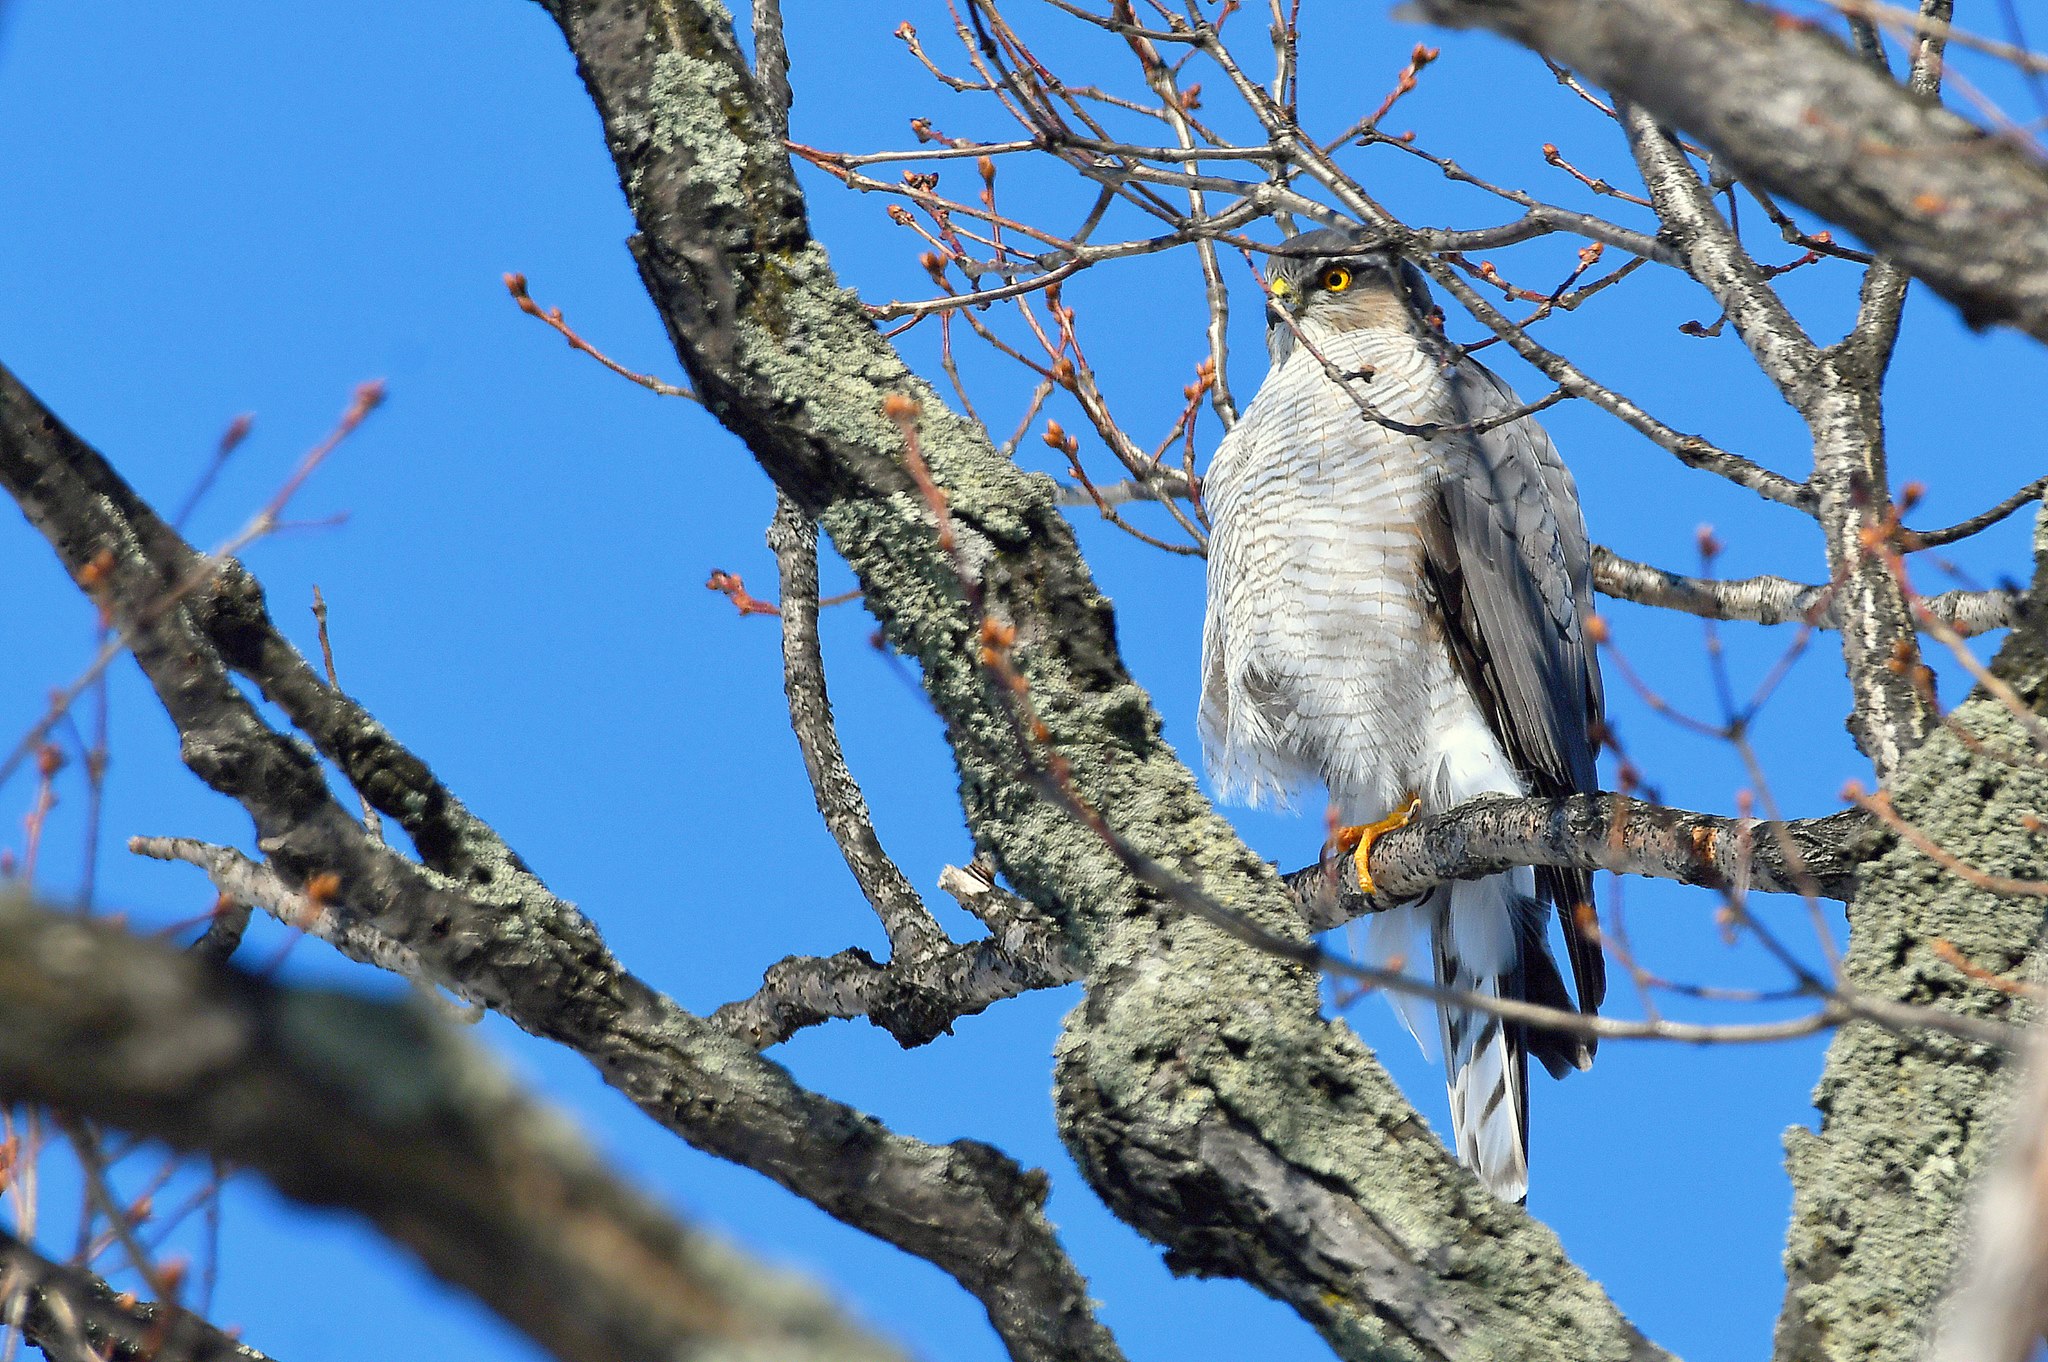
[1776,511,2048,1361]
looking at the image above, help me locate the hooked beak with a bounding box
[1266,276,1302,325]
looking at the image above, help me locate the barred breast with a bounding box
[1198,326,1457,824]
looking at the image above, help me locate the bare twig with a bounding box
[503,273,698,401]
[1903,478,2048,550]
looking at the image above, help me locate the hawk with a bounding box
[1198,229,1606,1201]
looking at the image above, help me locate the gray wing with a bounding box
[1421,357,1608,1036]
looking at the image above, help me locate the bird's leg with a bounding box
[1332,794,1422,896]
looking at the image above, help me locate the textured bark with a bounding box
[0,362,1122,1362]
[0,895,909,1362]
[1291,797,1871,928]
[1927,1022,2048,1362]
[1804,368,1936,778]
[531,2,1665,1356]
[0,1226,272,1362]
[1408,0,2048,343]
[1617,101,1932,779]
[768,496,949,963]
[1773,515,2048,1359]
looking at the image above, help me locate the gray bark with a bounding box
[4,0,2041,1356]
[0,359,1123,1362]
[0,1225,272,1362]
[1773,514,2048,1359]
[1618,100,1933,778]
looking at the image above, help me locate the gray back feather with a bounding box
[1421,356,1609,1027]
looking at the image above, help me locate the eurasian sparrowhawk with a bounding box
[1199,229,1607,1201]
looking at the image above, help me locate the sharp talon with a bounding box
[1334,794,1421,897]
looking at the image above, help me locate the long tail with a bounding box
[1371,876,1583,1202]
[1434,878,1530,1202]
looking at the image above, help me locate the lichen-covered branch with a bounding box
[0,361,1123,1362]
[768,495,947,960]
[1928,1018,2048,1362]
[1408,0,2048,343]
[0,895,909,1362]
[530,1,1668,1355]
[1287,795,1871,927]
[711,924,1083,1050]
[1590,546,2018,633]
[1773,515,2048,1360]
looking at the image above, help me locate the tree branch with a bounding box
[1407,0,2048,344]
[0,360,1124,1362]
[0,1225,271,1362]
[1286,795,1872,928]
[1590,546,2018,632]
[1904,478,2048,550]
[1928,1015,2048,1362]
[0,896,909,1362]
[1614,94,1935,777]
[1773,513,2048,1359]
[1617,101,1821,397]
[711,926,1082,1050]
[769,495,948,961]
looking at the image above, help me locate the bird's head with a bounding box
[1264,229,1436,365]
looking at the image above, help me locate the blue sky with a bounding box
[1,3,2041,1360]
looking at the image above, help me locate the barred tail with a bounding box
[1437,910,1530,1204]
[1369,877,1583,1202]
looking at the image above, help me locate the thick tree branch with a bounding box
[1408,0,2048,344]
[530,1,1668,1356]
[0,362,1123,1362]
[0,1226,271,1362]
[0,896,908,1362]
[1286,795,1871,927]
[1615,96,1934,775]
[1774,513,2048,1360]
[1928,1017,2048,1362]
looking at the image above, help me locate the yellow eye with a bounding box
[1319,266,1353,292]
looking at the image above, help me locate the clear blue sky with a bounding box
[0,4,2040,1360]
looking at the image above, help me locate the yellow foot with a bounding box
[1333,795,1422,896]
